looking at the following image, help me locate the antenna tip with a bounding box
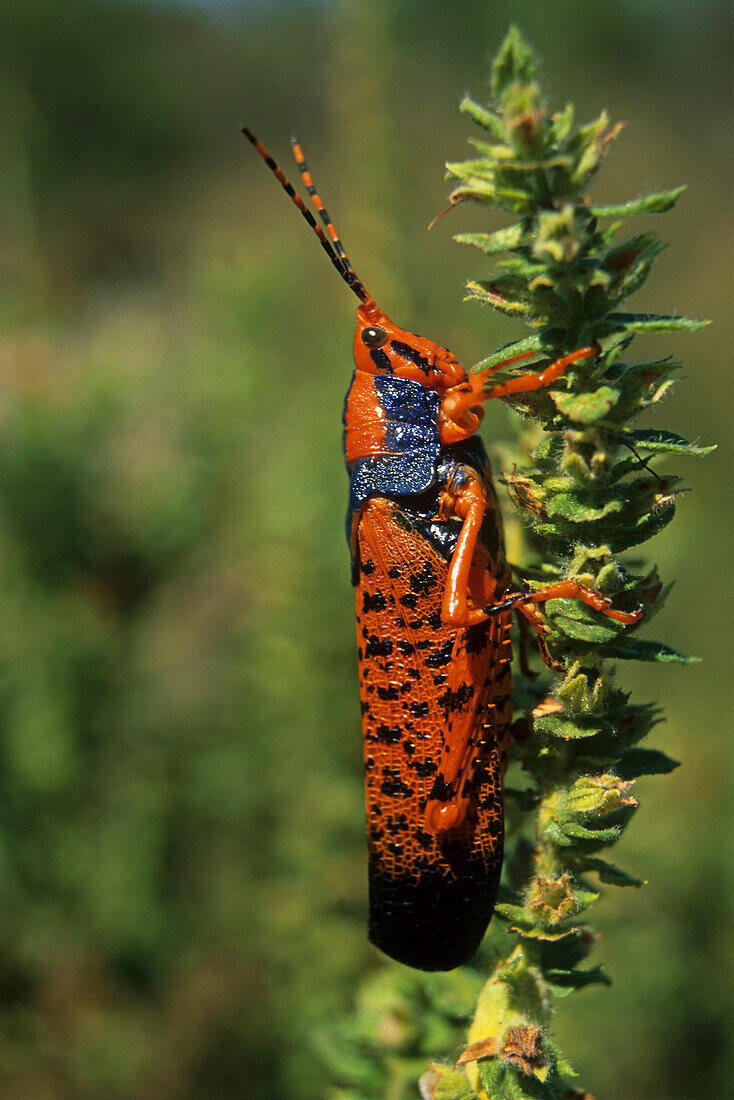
[290,133,299,146]
[241,125,255,142]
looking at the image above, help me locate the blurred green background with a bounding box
[1,0,732,1096]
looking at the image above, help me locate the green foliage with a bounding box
[325,26,710,1100]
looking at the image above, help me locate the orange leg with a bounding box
[515,602,561,671]
[488,580,641,623]
[441,351,536,437]
[440,476,489,627]
[483,344,600,401]
[421,475,511,835]
[487,581,642,671]
[474,349,538,382]
[442,345,601,432]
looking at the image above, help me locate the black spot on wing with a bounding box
[414,829,434,851]
[438,682,474,716]
[362,589,387,613]
[375,723,403,744]
[364,635,393,658]
[424,639,454,669]
[377,685,400,701]
[409,700,430,718]
[410,758,438,777]
[380,767,414,799]
[428,774,454,801]
[409,559,437,594]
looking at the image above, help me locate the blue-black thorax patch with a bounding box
[344,373,441,541]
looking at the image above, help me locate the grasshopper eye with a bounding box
[361,325,388,348]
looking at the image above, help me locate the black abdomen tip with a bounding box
[368,863,499,971]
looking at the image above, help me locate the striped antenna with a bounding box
[290,136,370,303]
[242,127,372,305]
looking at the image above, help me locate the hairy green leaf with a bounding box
[459,94,505,138]
[600,638,699,663]
[545,965,611,993]
[608,311,709,333]
[625,428,716,456]
[573,855,645,887]
[454,224,528,254]
[617,748,680,778]
[590,186,686,217]
[491,25,538,99]
[533,713,612,740]
[549,385,619,423]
